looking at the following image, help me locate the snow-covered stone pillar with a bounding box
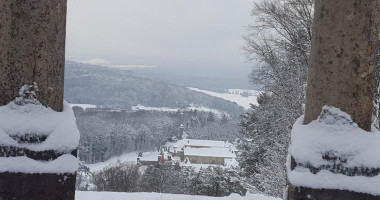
[0,1,78,200]
[0,0,66,112]
[288,0,380,199]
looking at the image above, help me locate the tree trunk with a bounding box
[304,0,379,131]
[0,0,67,112]
[289,0,380,199]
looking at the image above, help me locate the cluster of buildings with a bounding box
[138,137,238,169]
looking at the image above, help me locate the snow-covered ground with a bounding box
[87,152,138,172]
[76,191,280,200]
[188,88,259,109]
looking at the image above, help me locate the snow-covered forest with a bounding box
[74,107,240,164]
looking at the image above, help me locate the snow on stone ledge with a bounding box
[0,101,80,152]
[76,191,281,200]
[0,154,78,174]
[289,168,380,196]
[288,106,380,195]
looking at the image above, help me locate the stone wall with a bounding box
[187,155,225,165]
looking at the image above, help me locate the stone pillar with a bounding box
[0,0,67,112]
[0,1,76,200]
[289,0,380,199]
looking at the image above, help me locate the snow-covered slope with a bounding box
[188,88,259,109]
[76,191,280,200]
[88,152,159,172]
[65,61,244,116]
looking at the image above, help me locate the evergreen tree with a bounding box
[76,161,92,191]
[206,111,215,123]
[220,113,228,125]
[238,93,288,196]
[186,166,246,197]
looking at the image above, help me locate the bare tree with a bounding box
[240,0,313,197]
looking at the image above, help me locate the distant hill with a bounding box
[64,61,245,116]
[132,67,259,92]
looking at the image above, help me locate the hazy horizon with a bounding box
[65,0,255,82]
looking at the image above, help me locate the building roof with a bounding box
[165,139,234,150]
[184,139,228,148]
[184,147,235,158]
[139,152,159,162]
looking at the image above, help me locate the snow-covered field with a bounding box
[76,191,280,200]
[188,88,259,109]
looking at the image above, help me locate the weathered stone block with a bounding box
[0,172,76,200]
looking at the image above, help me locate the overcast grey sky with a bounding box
[65,0,254,78]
